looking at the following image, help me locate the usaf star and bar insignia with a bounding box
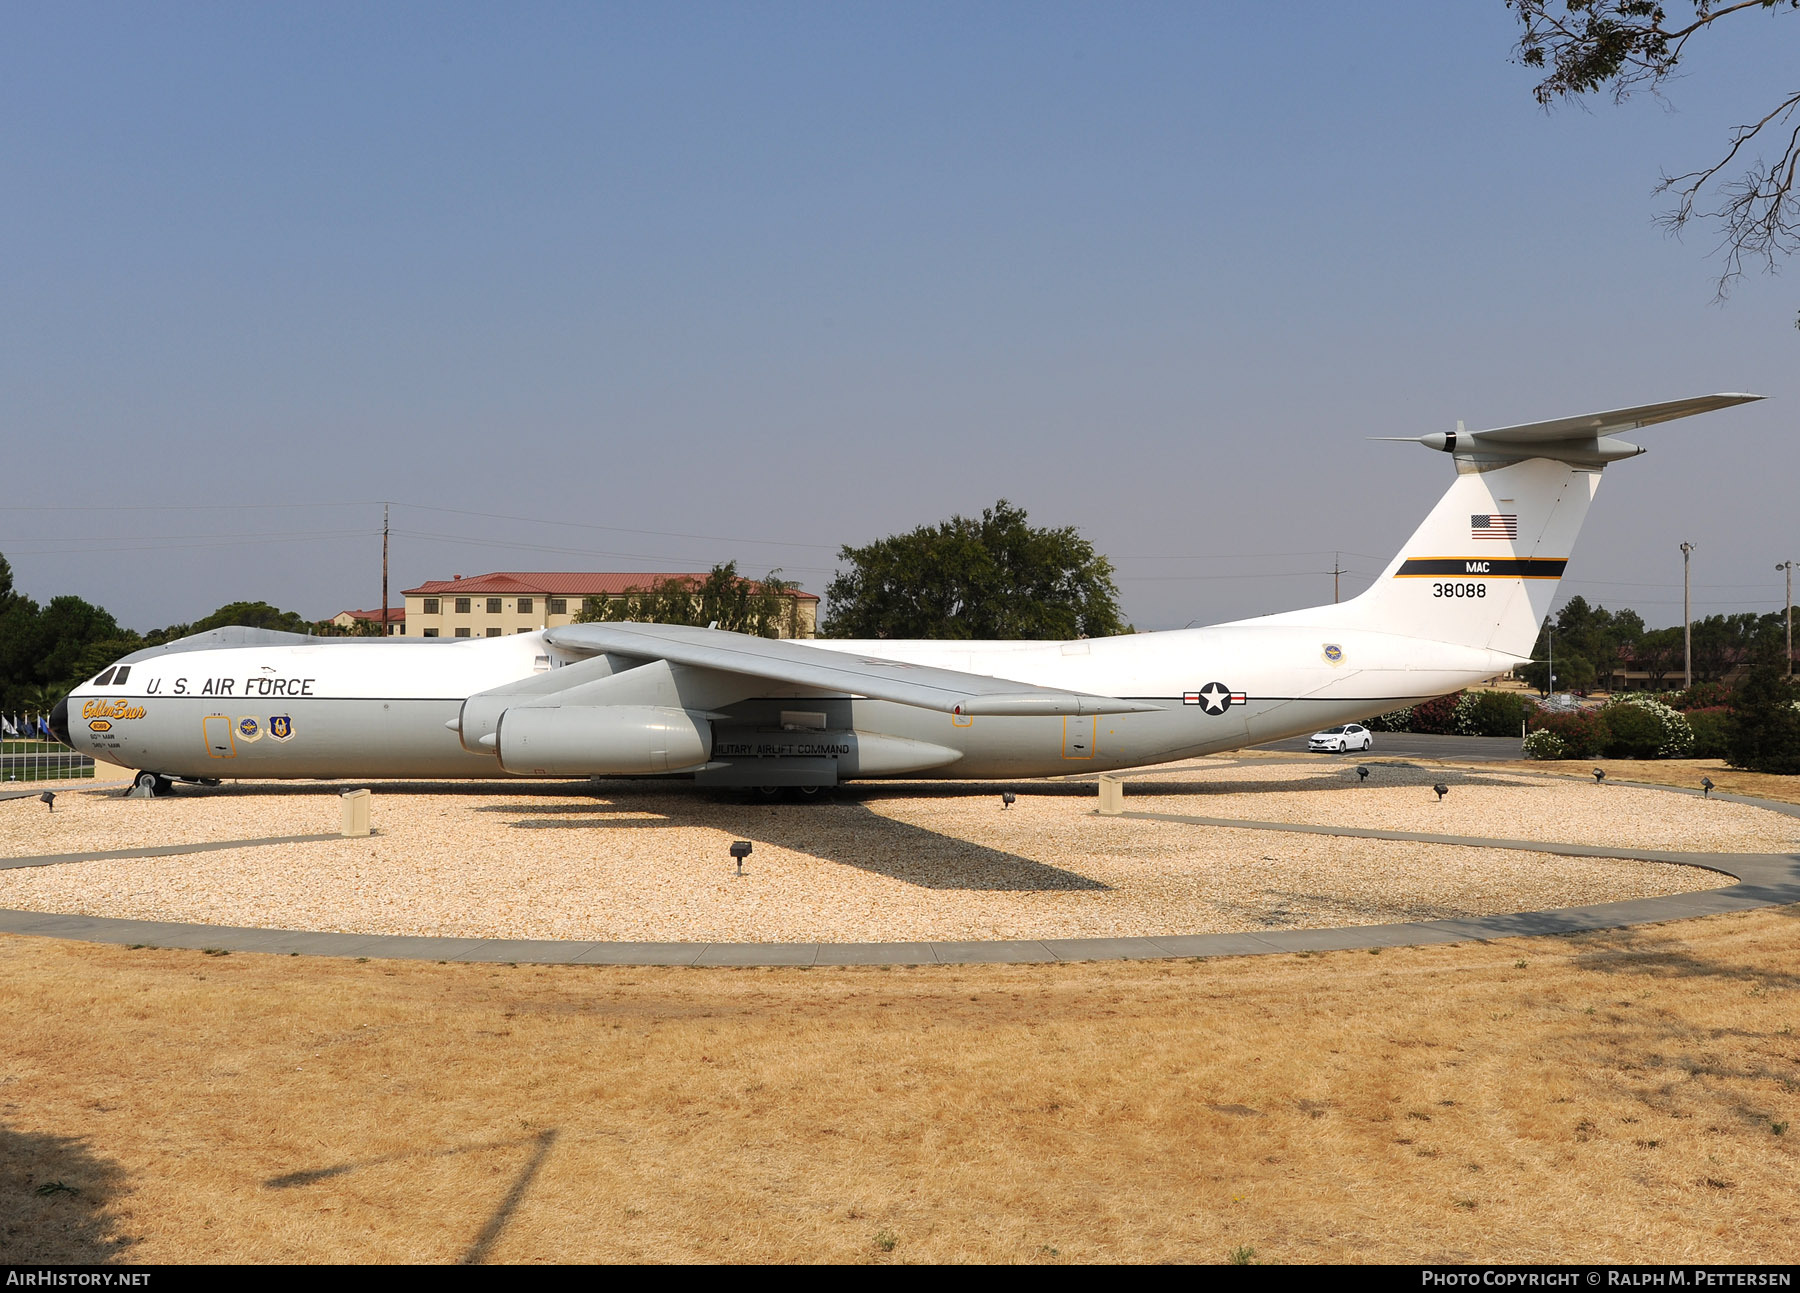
[1182,682,1247,715]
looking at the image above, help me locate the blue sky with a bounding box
[4,3,1795,632]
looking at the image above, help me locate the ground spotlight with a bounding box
[729,840,752,875]
[1001,792,1016,810]
[1356,766,1370,783]
[39,791,55,811]
[1593,768,1606,784]
[1433,783,1448,802]
[1701,776,1715,798]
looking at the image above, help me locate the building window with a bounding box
[518,597,533,614]
[423,598,439,614]
[548,597,566,615]
[423,628,439,638]
[486,627,502,637]
[519,627,532,634]
[487,597,502,614]
[455,597,470,614]
[455,628,471,638]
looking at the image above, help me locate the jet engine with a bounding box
[492,705,711,776]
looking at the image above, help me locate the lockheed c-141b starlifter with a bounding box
[53,392,1761,795]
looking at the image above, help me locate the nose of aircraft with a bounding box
[48,695,72,747]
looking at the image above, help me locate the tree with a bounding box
[1506,1,1800,317]
[1726,633,1800,771]
[187,601,314,636]
[575,562,799,638]
[1518,595,1636,691]
[823,500,1125,640]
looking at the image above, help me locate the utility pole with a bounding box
[1332,552,1346,604]
[1681,541,1695,689]
[1779,559,1795,677]
[1547,623,1555,699]
[381,502,390,638]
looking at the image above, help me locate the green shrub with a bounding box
[1601,695,1694,759]
[1454,690,1531,737]
[1727,642,1800,774]
[1684,707,1731,759]
[1600,702,1668,759]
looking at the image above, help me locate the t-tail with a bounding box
[1251,393,1763,661]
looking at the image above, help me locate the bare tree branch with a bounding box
[1506,1,1800,315]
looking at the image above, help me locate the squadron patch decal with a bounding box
[1322,643,1344,665]
[237,717,262,742]
[268,715,294,742]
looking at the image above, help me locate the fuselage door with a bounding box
[203,715,236,758]
[1062,715,1096,760]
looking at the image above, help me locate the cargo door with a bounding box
[1062,715,1097,760]
[203,715,236,759]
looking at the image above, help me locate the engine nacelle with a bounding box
[494,705,711,776]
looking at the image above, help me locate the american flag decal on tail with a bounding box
[1471,513,1518,540]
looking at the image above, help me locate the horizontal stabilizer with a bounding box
[545,622,1161,716]
[1375,392,1764,465]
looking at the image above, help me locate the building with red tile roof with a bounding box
[400,572,818,639]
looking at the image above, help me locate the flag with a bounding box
[37,715,51,739]
[1,715,14,737]
[1471,513,1518,540]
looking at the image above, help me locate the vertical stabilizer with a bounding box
[1345,458,1597,658]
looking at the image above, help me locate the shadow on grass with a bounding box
[264,1128,559,1265]
[0,1123,133,1263]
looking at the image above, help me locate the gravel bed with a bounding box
[0,759,1758,943]
[1117,759,1800,853]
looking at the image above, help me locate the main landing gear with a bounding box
[127,770,175,799]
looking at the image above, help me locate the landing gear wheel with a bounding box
[131,770,172,798]
[791,785,829,803]
[755,785,783,800]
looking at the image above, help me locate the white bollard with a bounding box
[340,787,372,837]
[1097,773,1124,816]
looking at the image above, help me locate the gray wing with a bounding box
[543,622,1159,716]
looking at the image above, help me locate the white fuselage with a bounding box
[63,623,1512,782]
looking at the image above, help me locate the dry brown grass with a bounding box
[3,905,1798,1264]
[1485,758,1800,806]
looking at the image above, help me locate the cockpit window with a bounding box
[111,666,130,685]
[93,667,117,686]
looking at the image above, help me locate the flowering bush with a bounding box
[1600,694,1694,759]
[1409,692,1463,735]
[1526,707,1609,760]
[1363,706,1415,733]
[1666,680,1734,712]
[1522,728,1567,760]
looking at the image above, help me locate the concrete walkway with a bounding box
[0,779,1795,965]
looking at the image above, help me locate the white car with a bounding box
[1308,723,1373,753]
